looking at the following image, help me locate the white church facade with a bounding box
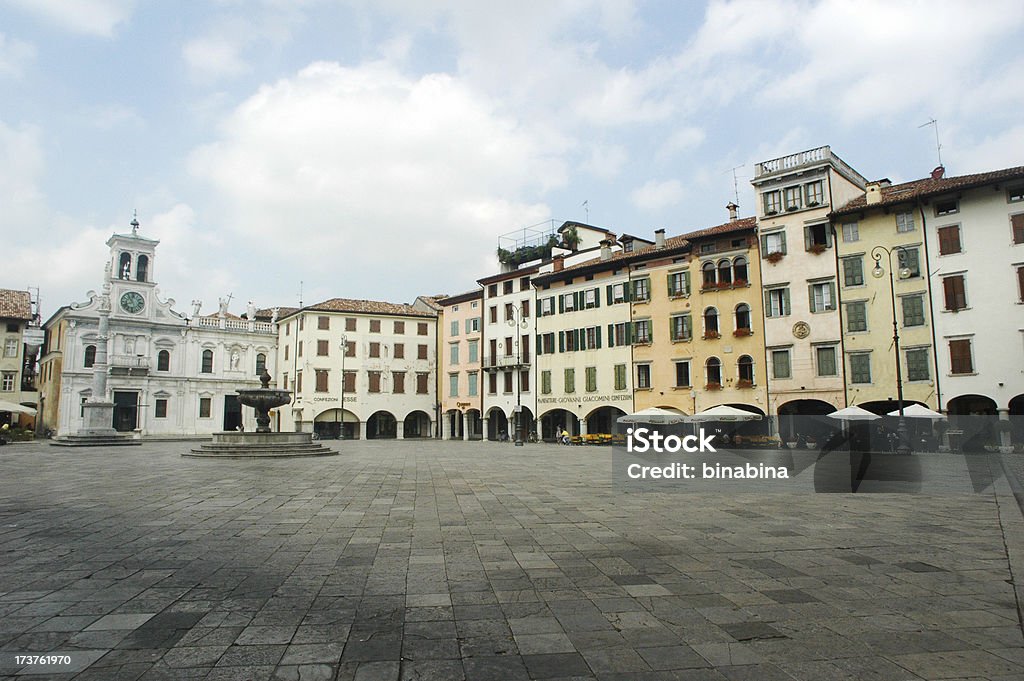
[38,220,278,437]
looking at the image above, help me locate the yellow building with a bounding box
[633,216,768,417]
[831,180,940,411]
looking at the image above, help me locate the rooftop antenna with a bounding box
[582,200,589,223]
[130,209,140,235]
[298,280,303,308]
[919,118,943,168]
[726,165,744,206]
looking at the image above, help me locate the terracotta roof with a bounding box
[201,311,245,320]
[254,307,298,321]
[534,216,756,284]
[833,166,1024,215]
[415,295,445,311]
[439,289,483,306]
[0,289,33,320]
[293,298,437,318]
[681,216,757,241]
[477,264,541,286]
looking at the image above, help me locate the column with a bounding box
[397,420,405,440]
[442,414,452,440]
[463,414,470,441]
[358,421,367,440]
[536,417,543,441]
[482,416,489,440]
[999,409,1012,452]
[578,417,587,436]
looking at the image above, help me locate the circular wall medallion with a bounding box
[120,291,145,314]
[792,321,810,339]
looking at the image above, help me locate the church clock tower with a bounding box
[106,215,160,321]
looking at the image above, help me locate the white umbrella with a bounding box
[828,405,880,421]
[618,407,687,425]
[887,403,945,419]
[0,400,36,415]
[688,405,763,422]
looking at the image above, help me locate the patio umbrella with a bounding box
[828,405,880,421]
[0,400,36,416]
[688,404,763,422]
[618,407,687,425]
[887,403,945,419]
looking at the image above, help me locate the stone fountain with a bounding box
[186,369,336,458]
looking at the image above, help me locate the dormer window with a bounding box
[935,198,959,216]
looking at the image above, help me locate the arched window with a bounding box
[118,252,131,279]
[703,307,719,336]
[256,353,267,375]
[706,357,722,386]
[717,259,732,285]
[157,349,170,372]
[84,344,96,368]
[735,303,751,332]
[136,255,149,282]
[201,349,213,374]
[701,261,716,287]
[733,256,748,283]
[738,355,754,383]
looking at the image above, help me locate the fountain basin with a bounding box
[186,430,337,458]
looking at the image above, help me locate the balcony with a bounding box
[109,354,150,375]
[483,353,531,371]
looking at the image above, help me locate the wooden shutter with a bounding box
[807,284,815,312]
[760,234,769,257]
[949,339,972,374]
[558,331,565,353]
[1013,214,1024,244]
[558,295,564,313]
[779,231,787,254]
[606,284,613,305]
[782,288,791,316]
[764,289,772,316]
[804,226,813,251]
[1018,267,1024,302]
[943,276,965,310]
[595,326,602,349]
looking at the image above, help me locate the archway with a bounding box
[403,410,431,438]
[486,407,508,441]
[314,408,360,440]
[444,409,461,439]
[1009,395,1024,447]
[724,403,768,438]
[510,406,535,441]
[777,399,836,443]
[586,406,627,436]
[947,394,998,452]
[464,408,482,440]
[366,411,397,439]
[540,408,576,441]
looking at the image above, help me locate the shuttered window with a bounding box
[842,257,863,286]
[614,364,627,391]
[949,339,973,374]
[901,295,925,326]
[937,225,961,255]
[942,275,967,311]
[1013,214,1024,244]
[846,302,867,332]
[905,349,930,382]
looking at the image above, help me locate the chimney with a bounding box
[726,202,739,221]
[865,182,883,205]
[931,165,945,180]
[654,228,666,249]
[600,239,612,261]
[552,254,564,272]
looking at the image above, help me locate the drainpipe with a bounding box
[918,200,943,413]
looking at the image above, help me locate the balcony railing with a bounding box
[483,353,531,370]
[110,355,150,370]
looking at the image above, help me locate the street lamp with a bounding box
[507,304,529,446]
[871,245,912,456]
[339,334,348,440]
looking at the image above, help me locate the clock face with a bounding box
[120,291,145,314]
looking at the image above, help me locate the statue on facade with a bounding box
[247,300,257,321]
[218,297,229,317]
[271,307,280,324]
[230,350,240,370]
[191,299,202,318]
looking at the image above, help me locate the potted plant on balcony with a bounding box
[736,379,754,389]
[766,210,779,216]
[766,251,784,264]
[807,201,820,207]
[808,243,828,255]
[716,281,731,289]
[703,330,720,340]
[733,328,751,337]
[705,382,722,391]
[733,279,748,287]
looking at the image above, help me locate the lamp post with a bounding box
[339,334,347,440]
[507,304,529,446]
[871,245,912,456]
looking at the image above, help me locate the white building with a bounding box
[38,222,277,437]
[750,146,867,431]
[275,299,438,439]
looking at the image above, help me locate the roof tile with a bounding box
[0,289,32,320]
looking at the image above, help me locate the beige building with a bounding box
[0,289,40,428]
[751,146,868,434]
[439,289,484,439]
[633,215,768,418]
[276,299,437,439]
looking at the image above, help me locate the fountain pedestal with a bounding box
[186,370,337,458]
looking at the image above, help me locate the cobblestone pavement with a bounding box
[1,440,1023,680]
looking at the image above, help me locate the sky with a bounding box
[3,0,1023,320]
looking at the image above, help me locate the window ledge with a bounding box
[669,293,691,299]
[635,387,653,392]
[672,385,692,390]
[941,307,972,313]
[948,372,979,377]
[671,338,692,344]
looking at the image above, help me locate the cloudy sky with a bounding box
[3,0,1022,318]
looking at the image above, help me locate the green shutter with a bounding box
[558,295,564,313]
[577,328,584,350]
[667,273,675,296]
[594,288,600,308]
[783,288,791,315]
[608,323,615,348]
[624,280,633,302]
[606,284,613,305]
[760,234,769,257]
[828,282,836,310]
[558,331,565,353]
[683,271,691,295]
[780,231,787,254]
[536,335,542,356]
[596,326,602,349]
[808,284,815,312]
[804,226,813,251]
[764,289,772,316]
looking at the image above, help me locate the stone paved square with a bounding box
[1,440,1024,680]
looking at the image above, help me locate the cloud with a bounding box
[6,0,135,37]
[0,33,35,77]
[630,178,684,212]
[181,6,307,82]
[183,36,251,80]
[187,60,567,303]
